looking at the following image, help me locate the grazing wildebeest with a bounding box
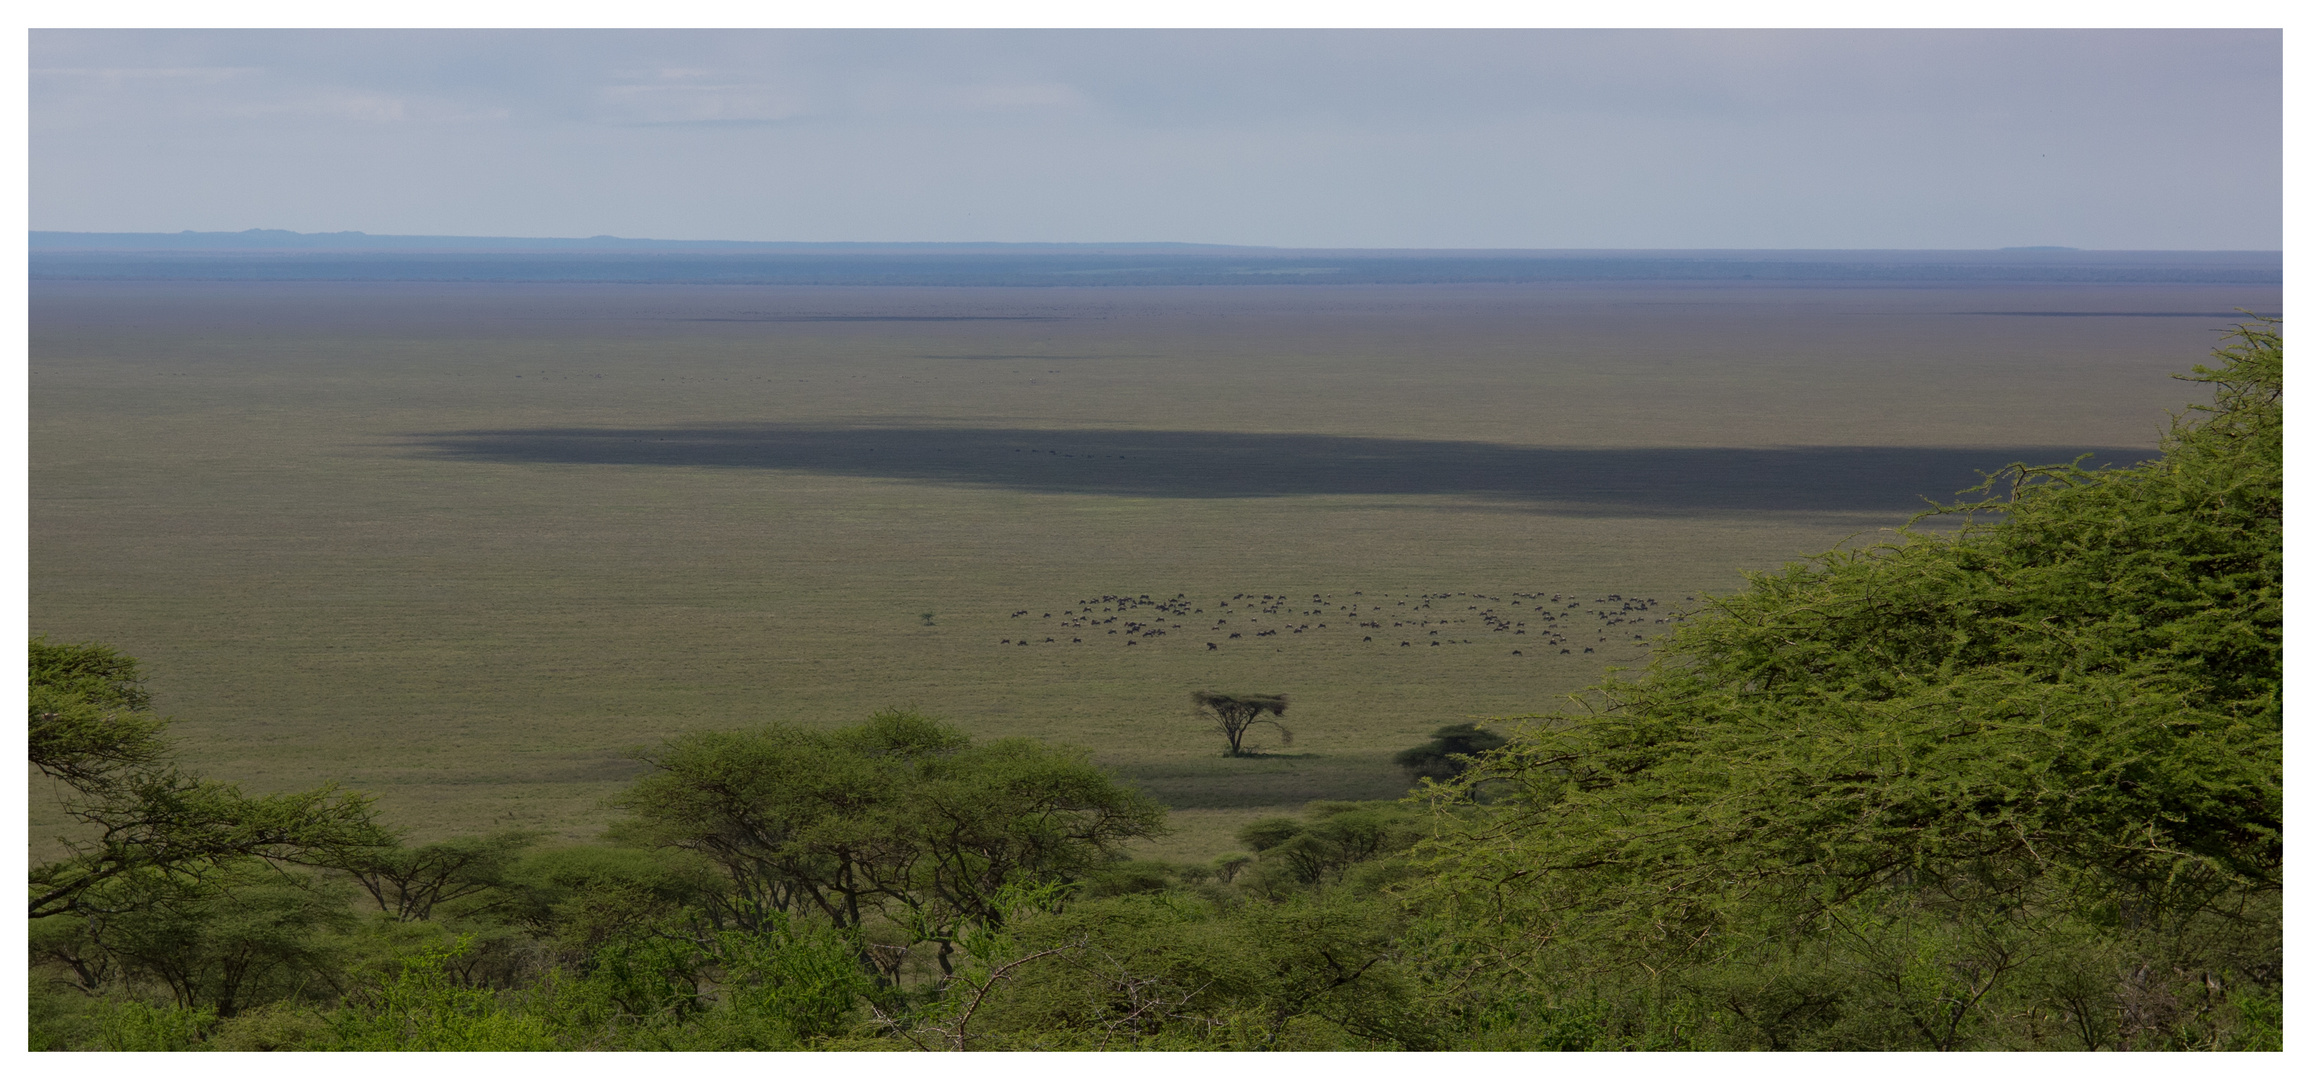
[1207,642,1218,650]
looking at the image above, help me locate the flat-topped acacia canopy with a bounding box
[1192,690,1292,756]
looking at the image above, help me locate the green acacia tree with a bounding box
[1404,321,2283,1050]
[332,830,544,922]
[611,710,1166,979]
[28,639,392,922]
[29,637,166,793]
[36,860,357,1019]
[27,640,396,1043]
[609,711,962,934]
[28,640,399,1046]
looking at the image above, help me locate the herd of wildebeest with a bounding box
[995,589,1688,656]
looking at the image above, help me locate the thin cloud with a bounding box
[28,29,2280,248]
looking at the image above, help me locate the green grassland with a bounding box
[29,280,2273,861]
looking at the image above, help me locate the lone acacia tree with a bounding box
[1192,691,1292,756]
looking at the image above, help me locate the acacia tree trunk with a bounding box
[1221,712,1249,755]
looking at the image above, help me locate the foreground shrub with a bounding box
[1405,321,2283,1050]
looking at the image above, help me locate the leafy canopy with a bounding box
[28,639,391,921]
[611,710,1167,967]
[1403,320,2282,1050]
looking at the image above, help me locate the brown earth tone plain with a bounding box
[29,280,2277,861]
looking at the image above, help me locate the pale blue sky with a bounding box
[29,29,2282,249]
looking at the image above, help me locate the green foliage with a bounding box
[609,710,961,933]
[498,844,720,957]
[29,637,168,795]
[1236,816,1305,852]
[950,890,1434,1049]
[331,830,542,922]
[909,732,1169,929]
[1232,801,1429,893]
[611,709,1166,976]
[709,914,876,1045]
[204,1002,336,1050]
[1080,859,1184,898]
[513,900,881,1050]
[31,770,390,921]
[29,636,154,712]
[1402,321,2284,1050]
[2225,987,2284,1052]
[92,999,218,1051]
[37,860,356,1019]
[28,639,394,922]
[25,975,217,1052]
[325,939,558,1050]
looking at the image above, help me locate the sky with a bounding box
[27,29,2283,250]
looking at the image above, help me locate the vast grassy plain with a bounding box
[28,279,2275,859]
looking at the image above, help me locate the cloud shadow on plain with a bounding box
[410,423,2152,515]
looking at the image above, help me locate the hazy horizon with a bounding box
[26,227,2286,254]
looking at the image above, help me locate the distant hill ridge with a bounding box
[28,231,2282,286]
[30,229,1254,255]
